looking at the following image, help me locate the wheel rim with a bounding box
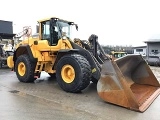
[18,62,26,76]
[61,64,75,83]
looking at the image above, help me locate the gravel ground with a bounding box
[0,65,160,120]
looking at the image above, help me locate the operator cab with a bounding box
[37,17,78,46]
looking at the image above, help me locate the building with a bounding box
[144,34,160,66]
[133,46,147,57]
[0,20,16,51]
[0,20,15,40]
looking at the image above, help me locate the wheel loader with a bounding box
[110,51,127,60]
[7,17,160,112]
[0,44,13,68]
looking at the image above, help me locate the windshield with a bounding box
[57,21,77,39]
[57,21,70,38]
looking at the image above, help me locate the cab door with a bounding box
[41,20,59,46]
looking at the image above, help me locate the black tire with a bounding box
[56,54,91,93]
[15,54,36,83]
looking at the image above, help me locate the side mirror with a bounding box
[75,24,78,31]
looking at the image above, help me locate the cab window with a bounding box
[41,21,50,40]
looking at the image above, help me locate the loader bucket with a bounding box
[97,55,160,112]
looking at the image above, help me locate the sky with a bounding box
[1,0,160,47]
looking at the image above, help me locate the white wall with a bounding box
[147,43,160,57]
[133,47,147,56]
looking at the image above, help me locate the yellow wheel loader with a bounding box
[7,17,160,112]
[110,51,127,60]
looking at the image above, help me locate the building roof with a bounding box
[144,34,160,43]
[133,46,147,48]
[0,20,12,23]
[144,39,160,43]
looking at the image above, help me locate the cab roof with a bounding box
[37,17,74,23]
